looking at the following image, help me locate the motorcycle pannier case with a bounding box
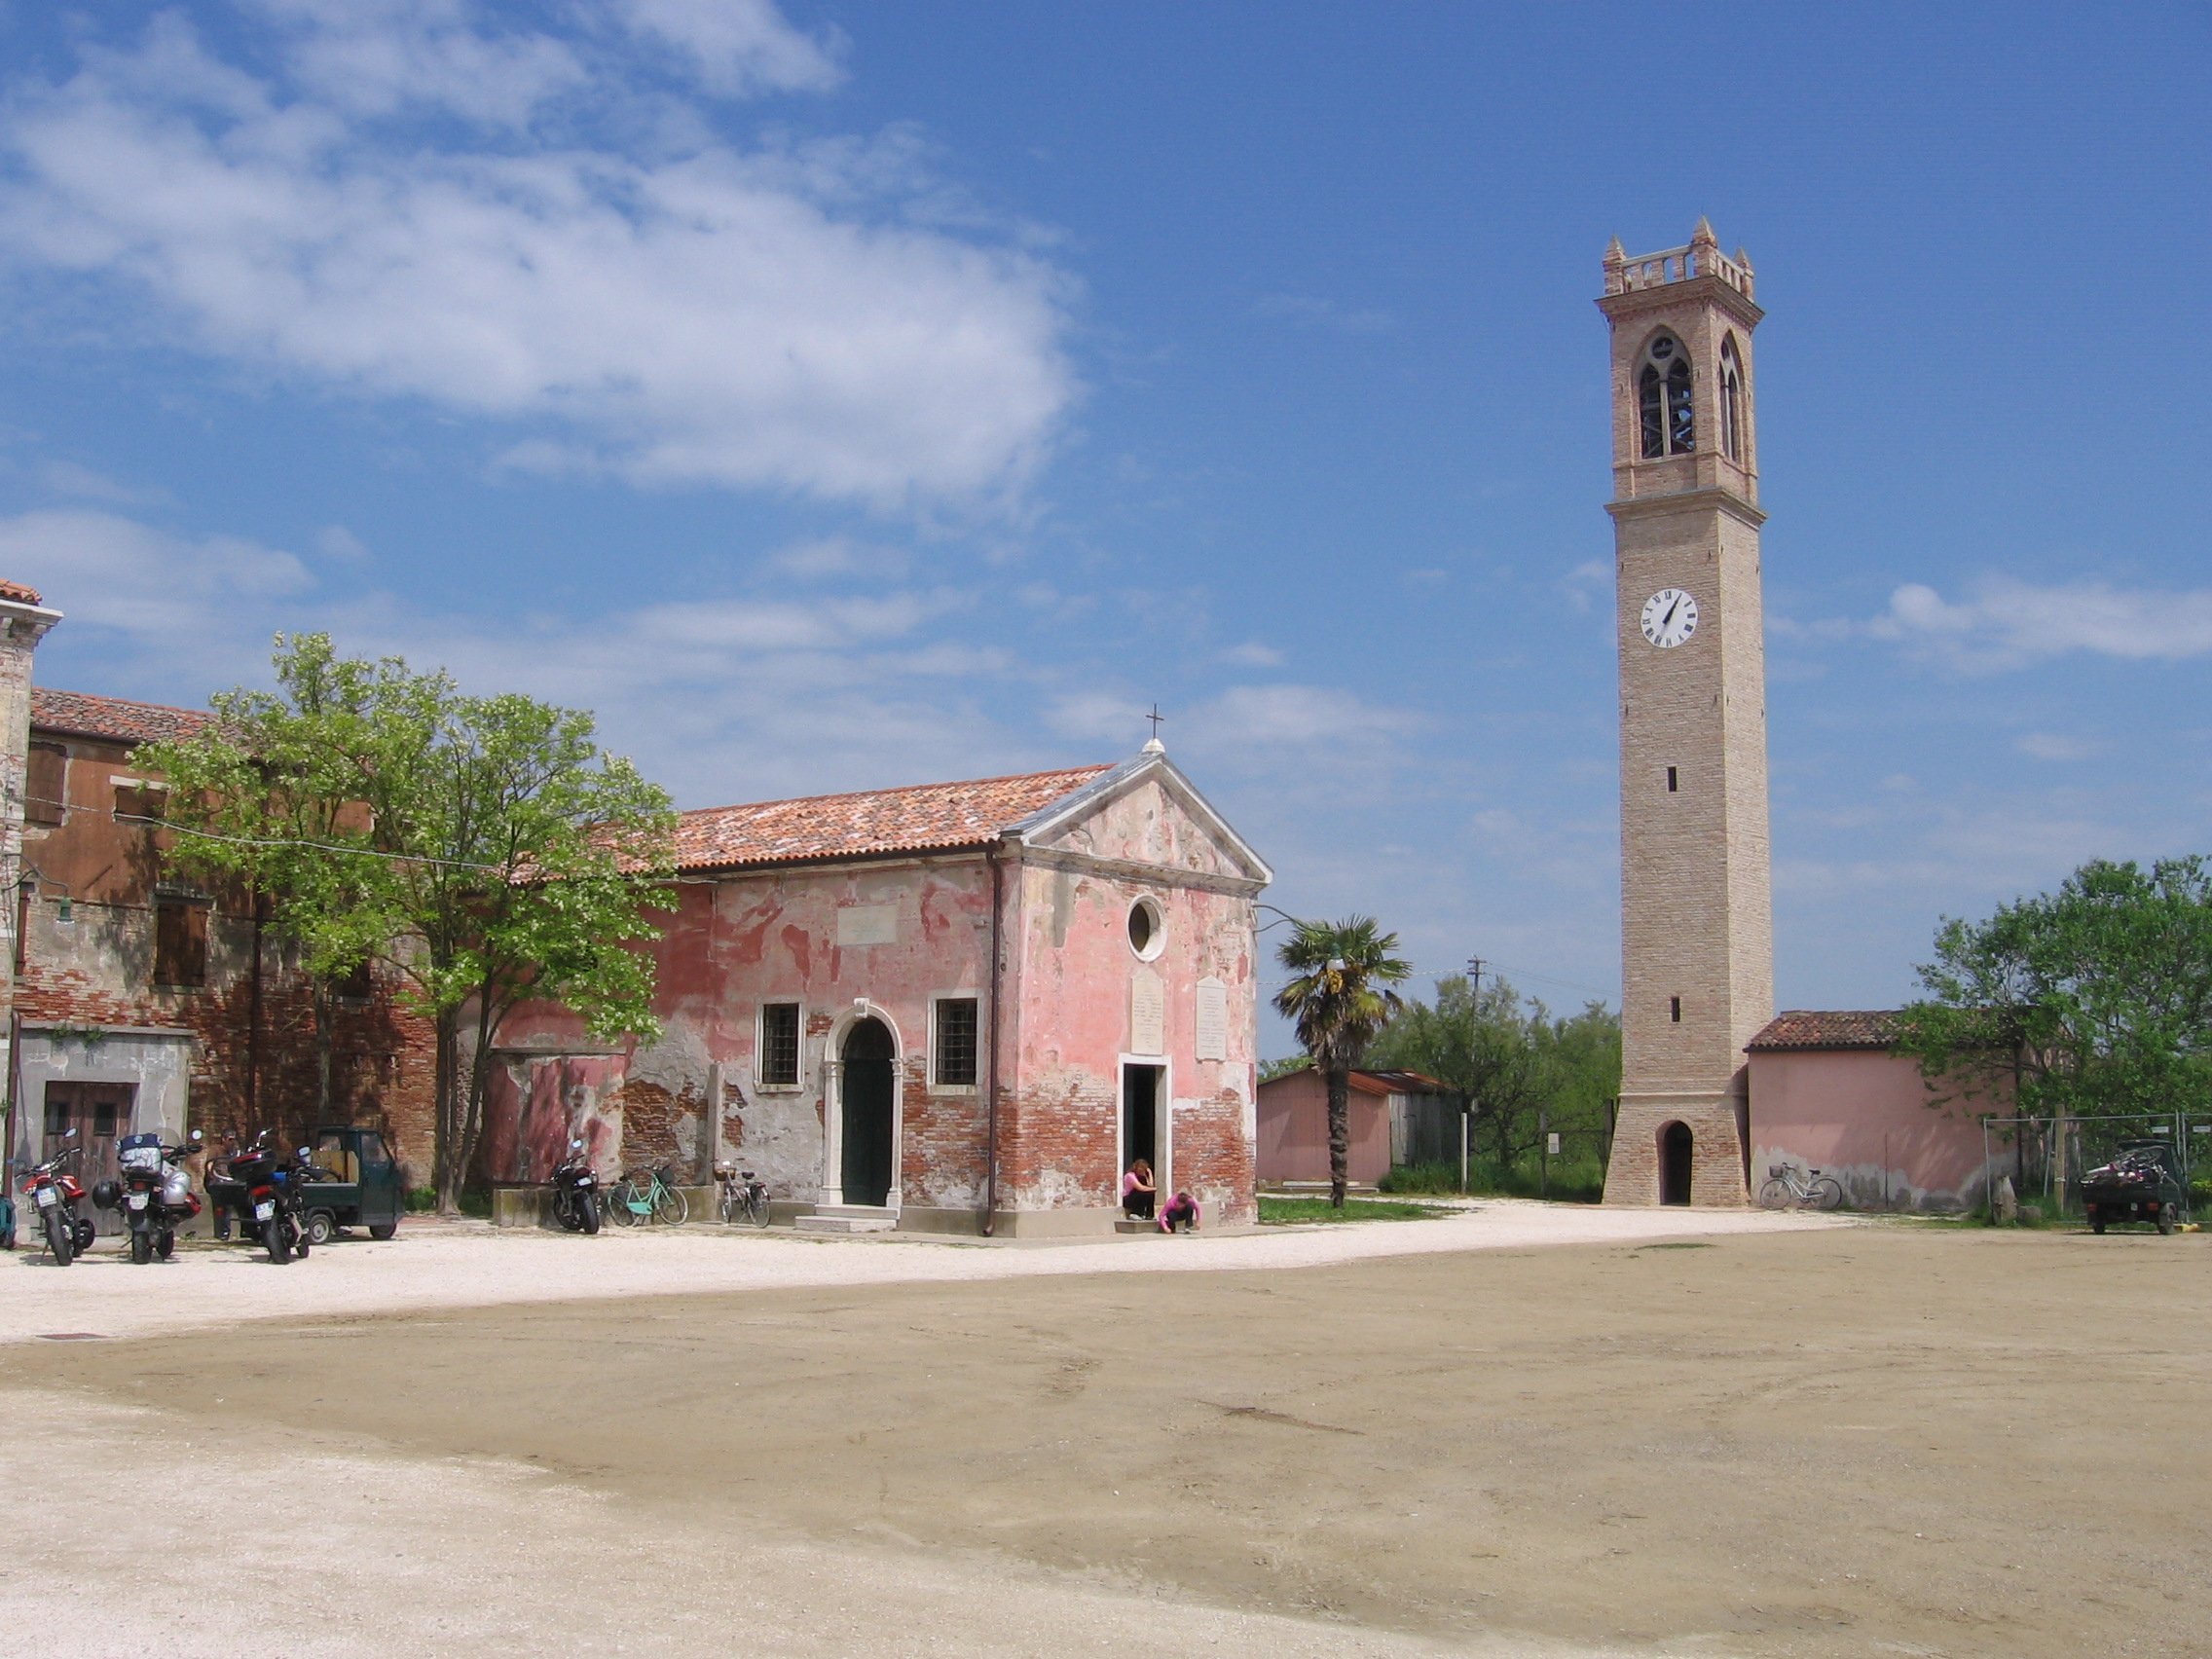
[118,1132,164,1173]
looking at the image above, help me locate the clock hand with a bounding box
[1660,596,1680,631]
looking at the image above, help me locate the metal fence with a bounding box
[1979,1112,2210,1222]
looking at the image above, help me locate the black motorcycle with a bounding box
[548,1138,602,1234]
[92,1129,205,1264]
[210,1131,313,1264]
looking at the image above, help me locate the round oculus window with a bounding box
[1648,335,1676,360]
[1126,898,1164,960]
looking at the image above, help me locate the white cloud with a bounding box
[1221,642,1282,667]
[37,461,174,508]
[0,508,311,645]
[1254,294,1392,334]
[2015,732,2098,761]
[612,0,843,94]
[1189,684,1423,752]
[1874,576,2212,670]
[0,9,1074,508]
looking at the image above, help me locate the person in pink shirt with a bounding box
[1121,1159,1156,1221]
[1160,1191,1200,1234]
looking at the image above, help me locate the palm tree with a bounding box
[1273,916,1412,1206]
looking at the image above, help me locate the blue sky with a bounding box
[0,2,2206,1045]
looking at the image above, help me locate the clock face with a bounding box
[1641,588,1699,648]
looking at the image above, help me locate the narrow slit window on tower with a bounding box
[1666,766,1678,793]
[1719,337,1743,461]
[1638,363,1666,459]
[1670,996,1682,1023]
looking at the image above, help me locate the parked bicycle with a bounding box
[1757,1163,1843,1211]
[608,1164,687,1226]
[716,1163,772,1229]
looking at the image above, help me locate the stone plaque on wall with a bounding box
[1195,977,1227,1061]
[1130,969,1165,1055]
[836,903,898,946]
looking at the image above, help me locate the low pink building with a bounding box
[1254,1067,1450,1189]
[482,745,1271,1235]
[1747,1012,2006,1212]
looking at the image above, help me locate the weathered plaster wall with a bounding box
[1008,777,1260,1227]
[1749,1049,1999,1212]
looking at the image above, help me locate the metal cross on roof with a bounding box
[1146,704,1165,741]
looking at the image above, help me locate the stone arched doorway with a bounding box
[839,1016,897,1207]
[1658,1121,1694,1206]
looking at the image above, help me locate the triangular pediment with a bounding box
[1010,753,1272,886]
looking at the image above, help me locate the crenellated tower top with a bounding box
[1603,218,1754,301]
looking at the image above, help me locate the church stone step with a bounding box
[795,1211,898,1235]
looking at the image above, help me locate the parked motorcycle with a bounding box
[19,1129,95,1266]
[92,1130,206,1264]
[214,1130,313,1264]
[549,1138,602,1234]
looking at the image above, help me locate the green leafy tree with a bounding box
[1272,916,1411,1206]
[142,634,678,1208]
[1367,976,1620,1170]
[1895,856,2212,1124]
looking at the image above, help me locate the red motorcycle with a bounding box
[21,1129,95,1266]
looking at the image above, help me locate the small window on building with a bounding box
[1666,766,1678,793]
[1670,996,1682,1024]
[1126,896,1165,961]
[93,1098,118,1137]
[934,997,978,1088]
[25,743,65,826]
[759,1003,800,1088]
[154,898,208,989]
[329,959,374,1002]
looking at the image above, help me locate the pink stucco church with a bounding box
[483,742,1271,1235]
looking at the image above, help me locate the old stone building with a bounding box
[486,744,1271,1234]
[0,586,437,1198]
[1600,221,1775,1206]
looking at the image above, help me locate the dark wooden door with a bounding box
[44,1081,136,1231]
[839,1018,896,1207]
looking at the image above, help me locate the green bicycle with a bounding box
[608,1163,689,1227]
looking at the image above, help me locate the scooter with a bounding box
[92,1129,205,1264]
[19,1129,95,1266]
[548,1138,602,1234]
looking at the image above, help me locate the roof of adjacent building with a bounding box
[0,578,43,605]
[1747,1010,1902,1052]
[30,686,213,747]
[673,763,1117,872]
[1259,1065,1453,1096]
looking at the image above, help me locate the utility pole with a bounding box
[1466,956,1484,1000]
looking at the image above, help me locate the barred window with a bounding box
[1638,332,1694,459]
[934,997,978,1088]
[759,1003,800,1087]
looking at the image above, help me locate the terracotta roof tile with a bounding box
[1259,1066,1451,1095]
[30,686,213,747]
[0,578,42,606]
[1747,1010,1901,1051]
[674,764,1115,871]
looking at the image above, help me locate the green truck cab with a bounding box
[296,1125,404,1244]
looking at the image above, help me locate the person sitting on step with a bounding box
[1121,1158,1157,1221]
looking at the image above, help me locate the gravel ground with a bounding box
[0,1199,1842,1346]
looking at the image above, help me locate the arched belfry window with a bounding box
[1638,332,1694,459]
[1719,336,1744,462]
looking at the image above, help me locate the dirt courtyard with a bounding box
[6,1223,2206,1657]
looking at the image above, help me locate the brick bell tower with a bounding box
[1598,220,1773,1207]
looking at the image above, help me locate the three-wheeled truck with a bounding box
[294,1125,404,1244]
[2079,1139,2186,1235]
